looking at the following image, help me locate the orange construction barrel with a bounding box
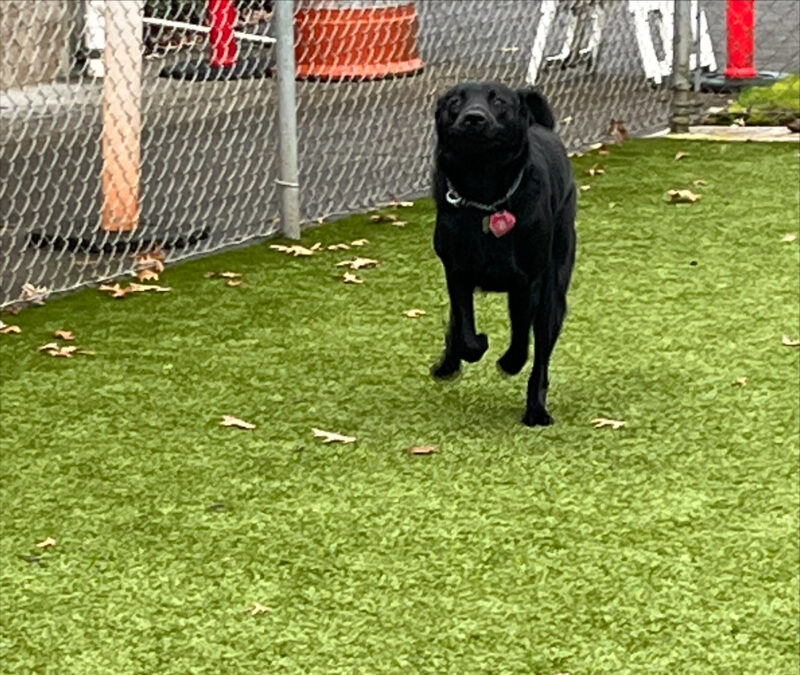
[295,0,424,81]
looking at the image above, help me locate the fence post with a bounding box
[274,0,301,239]
[670,0,693,132]
[102,0,143,232]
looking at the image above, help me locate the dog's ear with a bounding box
[517,88,556,130]
[434,92,450,130]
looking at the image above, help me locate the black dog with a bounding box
[431,81,576,427]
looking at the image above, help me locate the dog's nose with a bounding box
[460,109,488,129]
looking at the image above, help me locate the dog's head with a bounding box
[435,81,555,154]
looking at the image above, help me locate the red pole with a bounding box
[209,0,238,68]
[725,0,757,79]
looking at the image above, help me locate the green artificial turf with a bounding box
[1,139,798,673]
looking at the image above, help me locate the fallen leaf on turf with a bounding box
[203,271,217,278]
[580,184,592,191]
[135,252,165,274]
[219,272,242,279]
[137,268,160,282]
[36,537,57,548]
[312,428,356,444]
[408,445,438,455]
[392,220,408,227]
[270,244,315,257]
[782,335,800,347]
[342,272,364,284]
[732,376,748,387]
[128,283,171,293]
[310,242,323,251]
[47,345,79,358]
[327,243,351,251]
[53,329,75,340]
[220,415,256,430]
[22,283,50,305]
[592,417,626,430]
[370,213,398,223]
[608,118,630,145]
[38,342,60,351]
[674,151,689,160]
[226,279,243,287]
[336,257,379,270]
[99,283,129,299]
[387,200,414,208]
[692,179,708,187]
[248,603,272,615]
[0,324,21,335]
[667,189,702,204]
[586,163,605,176]
[597,144,610,156]
[403,309,426,318]
[781,233,797,243]
[350,239,369,247]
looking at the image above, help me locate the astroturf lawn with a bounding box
[1,139,798,673]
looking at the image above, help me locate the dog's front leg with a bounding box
[432,269,488,379]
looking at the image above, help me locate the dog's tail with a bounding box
[518,88,556,130]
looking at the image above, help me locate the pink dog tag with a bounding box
[486,210,516,237]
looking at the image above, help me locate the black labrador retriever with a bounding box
[431,81,576,427]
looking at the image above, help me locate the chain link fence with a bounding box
[2,0,797,309]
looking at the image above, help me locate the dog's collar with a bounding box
[444,166,526,211]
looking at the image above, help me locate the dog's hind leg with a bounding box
[497,280,540,376]
[432,269,488,379]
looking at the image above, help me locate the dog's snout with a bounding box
[459,109,489,129]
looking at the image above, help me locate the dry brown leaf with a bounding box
[350,239,369,247]
[36,537,57,549]
[586,163,605,176]
[310,242,323,251]
[342,272,364,284]
[392,220,408,228]
[219,272,242,279]
[226,279,243,287]
[0,324,22,335]
[312,428,357,444]
[403,308,426,318]
[782,335,800,347]
[674,151,689,161]
[135,252,165,274]
[38,342,60,351]
[592,417,626,430]
[327,243,351,251]
[22,283,50,305]
[203,271,217,279]
[608,118,630,145]
[667,189,702,204]
[53,329,75,341]
[579,184,592,192]
[128,283,171,293]
[732,376,748,387]
[370,213,398,223]
[248,603,272,616]
[692,179,708,187]
[387,200,414,208]
[336,257,379,270]
[287,245,315,257]
[597,144,610,156]
[781,233,797,243]
[137,268,160,282]
[220,415,256,430]
[43,344,79,358]
[408,445,438,455]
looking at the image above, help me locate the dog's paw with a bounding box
[460,333,488,363]
[431,354,461,380]
[522,405,554,427]
[497,348,527,376]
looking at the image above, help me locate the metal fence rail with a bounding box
[1,0,798,308]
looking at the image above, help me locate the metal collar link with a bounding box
[444,166,526,211]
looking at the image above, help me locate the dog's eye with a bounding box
[491,97,506,108]
[448,97,461,113]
